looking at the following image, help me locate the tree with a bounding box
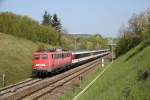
[142,10,150,39]
[42,12,62,46]
[51,14,61,32]
[115,9,150,57]
[42,11,51,26]
[51,14,62,46]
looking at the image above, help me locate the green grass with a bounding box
[60,42,150,100]
[0,33,52,87]
[60,59,111,100]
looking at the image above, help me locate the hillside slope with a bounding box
[61,41,150,100]
[0,33,51,87]
[78,41,150,100]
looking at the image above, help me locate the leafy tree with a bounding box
[116,8,150,57]
[51,14,62,46]
[42,11,52,26]
[51,14,61,32]
[142,10,150,39]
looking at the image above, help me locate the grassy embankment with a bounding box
[0,33,52,87]
[60,41,150,100]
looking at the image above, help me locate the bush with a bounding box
[36,44,47,52]
[137,68,150,81]
[0,12,60,45]
[116,9,150,57]
[115,35,141,57]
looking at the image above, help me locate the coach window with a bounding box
[55,54,57,58]
[57,54,59,58]
[62,54,64,58]
[53,54,56,58]
[59,54,61,58]
[42,54,48,60]
[61,54,63,58]
[55,54,58,58]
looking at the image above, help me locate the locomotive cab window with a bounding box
[42,54,48,60]
[34,55,40,60]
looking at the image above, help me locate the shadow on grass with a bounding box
[125,39,150,61]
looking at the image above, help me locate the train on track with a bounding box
[32,48,110,76]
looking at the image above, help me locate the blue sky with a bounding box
[0,0,149,37]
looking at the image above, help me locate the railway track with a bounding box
[22,59,100,100]
[0,78,42,98]
[0,53,110,100]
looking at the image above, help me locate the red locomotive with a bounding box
[32,48,110,76]
[32,48,72,76]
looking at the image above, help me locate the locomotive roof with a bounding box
[33,51,71,54]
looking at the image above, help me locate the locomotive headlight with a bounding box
[35,64,48,66]
[41,64,46,66]
[35,64,40,66]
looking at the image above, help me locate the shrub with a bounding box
[0,12,60,45]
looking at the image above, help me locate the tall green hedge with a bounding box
[0,12,60,45]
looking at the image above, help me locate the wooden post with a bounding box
[2,74,5,87]
[79,75,83,89]
[102,58,104,67]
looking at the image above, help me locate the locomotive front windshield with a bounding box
[33,54,48,60]
[42,54,48,60]
[34,55,40,60]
